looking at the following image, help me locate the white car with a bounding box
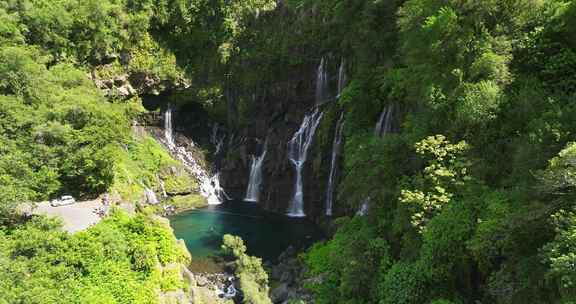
[50,195,76,207]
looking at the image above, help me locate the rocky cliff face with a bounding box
[90,65,190,100]
[219,64,339,220]
[129,60,344,221]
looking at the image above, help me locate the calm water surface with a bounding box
[169,201,323,261]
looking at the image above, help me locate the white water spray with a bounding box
[164,104,175,148]
[287,109,324,217]
[145,188,159,205]
[172,145,229,205]
[163,104,227,205]
[357,197,370,216]
[244,142,267,202]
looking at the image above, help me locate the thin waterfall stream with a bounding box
[325,58,348,216]
[357,103,397,215]
[165,103,175,148]
[337,58,347,98]
[315,57,329,105]
[374,104,395,138]
[325,112,345,216]
[210,123,225,156]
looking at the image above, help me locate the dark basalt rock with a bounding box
[90,66,190,100]
[270,283,290,303]
[218,63,332,221]
[269,246,315,304]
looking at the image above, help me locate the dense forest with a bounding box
[1,0,576,303]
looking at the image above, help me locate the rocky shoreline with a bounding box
[186,271,239,304]
[268,246,315,304]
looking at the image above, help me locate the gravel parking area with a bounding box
[32,199,103,233]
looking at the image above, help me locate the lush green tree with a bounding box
[0,45,130,209]
[543,209,576,302]
[222,234,272,304]
[292,0,576,303]
[0,210,190,304]
[304,217,391,304]
[400,135,471,231]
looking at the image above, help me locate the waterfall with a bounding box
[211,123,225,155]
[359,106,395,217]
[244,142,267,202]
[374,104,395,137]
[164,104,175,148]
[337,58,347,98]
[362,104,396,216]
[215,139,224,156]
[325,113,345,216]
[145,188,159,205]
[211,123,219,145]
[157,174,167,198]
[211,172,231,202]
[357,197,370,216]
[162,106,227,205]
[287,109,324,217]
[173,145,228,205]
[316,57,329,105]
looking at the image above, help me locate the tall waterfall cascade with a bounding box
[374,104,395,137]
[164,104,175,148]
[163,104,227,205]
[244,141,267,202]
[316,57,329,105]
[337,59,347,98]
[325,113,345,216]
[287,109,324,217]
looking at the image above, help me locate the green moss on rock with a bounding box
[168,194,208,212]
[161,166,198,195]
[111,134,199,203]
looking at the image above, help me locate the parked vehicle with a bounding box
[50,195,76,207]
